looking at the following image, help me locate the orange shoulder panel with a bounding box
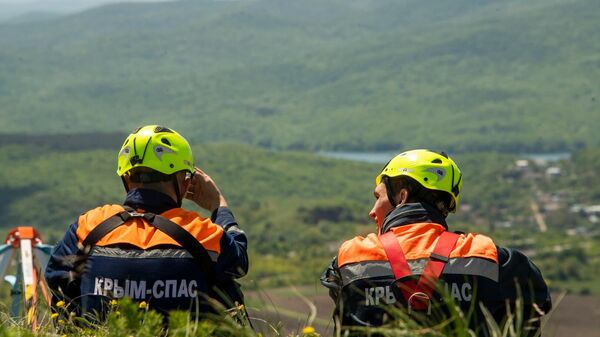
[338,233,388,267]
[337,223,498,267]
[390,223,445,260]
[160,208,223,254]
[76,205,224,253]
[451,232,498,263]
[76,204,125,241]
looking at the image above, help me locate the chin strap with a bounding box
[172,175,182,207]
[121,176,130,193]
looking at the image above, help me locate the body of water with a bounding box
[318,151,571,164]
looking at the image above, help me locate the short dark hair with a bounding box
[388,175,453,217]
[128,167,172,184]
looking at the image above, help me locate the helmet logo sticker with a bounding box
[425,167,446,181]
[397,168,413,173]
[119,146,131,159]
[154,145,174,161]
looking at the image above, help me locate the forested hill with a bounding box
[1,141,600,292]
[1,0,598,152]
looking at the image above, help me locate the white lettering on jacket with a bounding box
[93,277,199,299]
[444,282,472,302]
[365,286,397,305]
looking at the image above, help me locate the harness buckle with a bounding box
[407,292,431,315]
[119,210,146,222]
[429,252,449,262]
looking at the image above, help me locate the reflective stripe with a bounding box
[340,257,498,285]
[226,225,244,234]
[91,246,219,262]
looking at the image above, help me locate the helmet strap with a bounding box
[129,171,171,183]
[121,176,130,193]
[172,175,183,207]
[382,176,397,208]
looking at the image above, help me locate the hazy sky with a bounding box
[0,0,176,21]
[0,0,170,3]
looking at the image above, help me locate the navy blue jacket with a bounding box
[321,203,551,336]
[45,188,248,317]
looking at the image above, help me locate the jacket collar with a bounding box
[123,188,178,214]
[380,202,448,234]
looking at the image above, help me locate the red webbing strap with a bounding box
[417,231,460,296]
[379,232,415,302]
[380,230,461,313]
[379,232,412,279]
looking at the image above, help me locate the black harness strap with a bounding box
[150,213,216,285]
[83,210,133,248]
[82,206,216,285]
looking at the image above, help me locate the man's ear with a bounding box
[180,172,192,193]
[397,188,409,206]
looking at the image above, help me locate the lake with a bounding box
[318,151,571,164]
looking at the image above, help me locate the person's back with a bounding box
[321,149,551,336]
[45,125,248,318]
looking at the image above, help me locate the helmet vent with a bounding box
[154,126,173,133]
[132,126,142,134]
[161,138,171,146]
[432,158,442,164]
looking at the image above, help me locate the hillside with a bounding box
[0,140,599,293]
[0,0,598,151]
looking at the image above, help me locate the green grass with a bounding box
[0,142,599,293]
[0,292,553,337]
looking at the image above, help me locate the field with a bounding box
[1,143,600,336]
[246,287,600,337]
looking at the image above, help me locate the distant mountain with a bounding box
[0,0,598,152]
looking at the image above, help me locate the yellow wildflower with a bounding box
[56,300,65,308]
[302,326,315,334]
[50,313,59,319]
[109,299,118,306]
[58,319,65,324]
[302,326,319,337]
[138,301,148,309]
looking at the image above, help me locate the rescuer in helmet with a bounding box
[321,149,551,336]
[45,125,248,319]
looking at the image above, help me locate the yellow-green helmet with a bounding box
[117,125,194,177]
[375,149,462,212]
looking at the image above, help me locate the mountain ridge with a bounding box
[0,0,598,152]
